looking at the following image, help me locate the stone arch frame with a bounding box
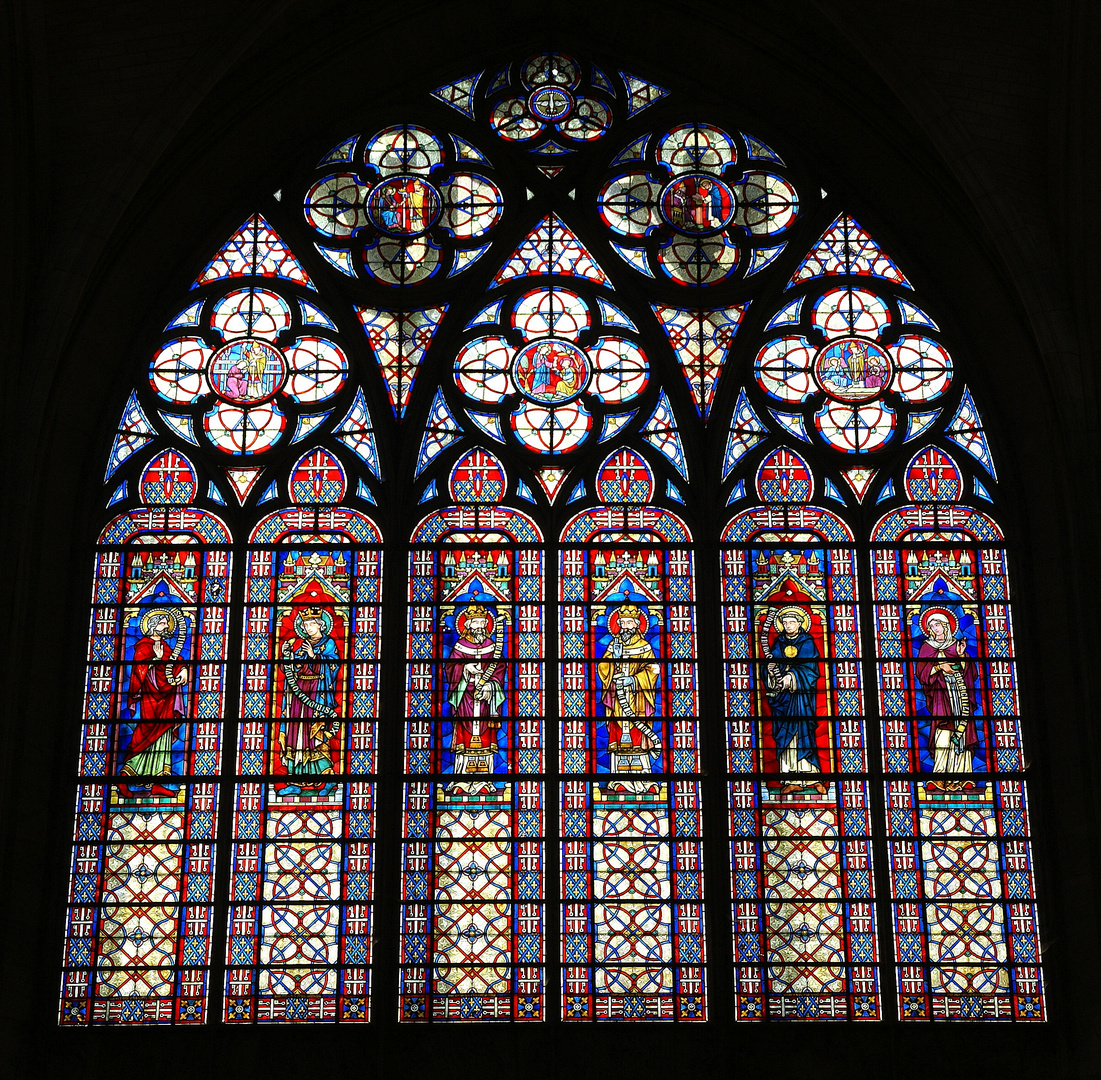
[4,4,1096,1077]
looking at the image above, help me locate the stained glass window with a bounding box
[64,51,1043,1027]
[62,453,231,1025]
[401,450,546,1021]
[721,449,878,1020]
[559,450,705,1021]
[730,193,1042,1021]
[225,450,382,1023]
[871,449,1041,1019]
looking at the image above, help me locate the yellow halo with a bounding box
[140,607,178,637]
[773,606,810,632]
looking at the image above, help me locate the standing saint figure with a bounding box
[407,178,427,232]
[239,340,270,399]
[119,607,188,798]
[278,607,340,794]
[444,603,506,795]
[531,343,556,398]
[764,606,826,795]
[915,609,978,790]
[597,603,661,794]
[693,178,724,229]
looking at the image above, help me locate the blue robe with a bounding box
[709,183,724,223]
[766,629,821,769]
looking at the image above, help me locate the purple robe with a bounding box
[916,639,978,750]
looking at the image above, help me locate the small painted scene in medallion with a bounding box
[208,340,286,404]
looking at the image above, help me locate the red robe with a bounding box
[444,636,505,751]
[124,636,184,761]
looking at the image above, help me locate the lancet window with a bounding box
[558,449,704,1020]
[225,450,382,1022]
[400,451,546,1021]
[62,453,232,1024]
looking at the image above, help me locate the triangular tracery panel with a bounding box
[194,214,315,290]
[493,213,608,285]
[355,305,447,418]
[653,303,748,418]
[787,213,910,288]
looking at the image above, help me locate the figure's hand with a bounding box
[780,672,796,692]
[767,663,780,678]
[172,668,188,686]
[304,643,316,659]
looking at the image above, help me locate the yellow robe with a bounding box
[597,632,659,722]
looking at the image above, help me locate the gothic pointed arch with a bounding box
[61,48,1043,1031]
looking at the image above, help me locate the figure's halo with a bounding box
[140,607,179,637]
[609,604,649,636]
[919,607,958,638]
[456,604,495,638]
[773,606,811,632]
[294,608,334,639]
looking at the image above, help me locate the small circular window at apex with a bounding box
[489,52,612,148]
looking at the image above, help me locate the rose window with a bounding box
[597,123,800,286]
[454,285,648,453]
[303,125,503,286]
[149,286,348,455]
[754,285,954,453]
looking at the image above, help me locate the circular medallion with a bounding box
[511,339,590,404]
[659,174,736,234]
[366,175,442,236]
[813,338,894,403]
[783,645,798,658]
[208,340,286,404]
[528,86,574,122]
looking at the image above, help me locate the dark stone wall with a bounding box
[3,3,1097,1076]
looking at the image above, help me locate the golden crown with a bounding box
[617,603,643,618]
[464,603,491,618]
[300,606,327,619]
